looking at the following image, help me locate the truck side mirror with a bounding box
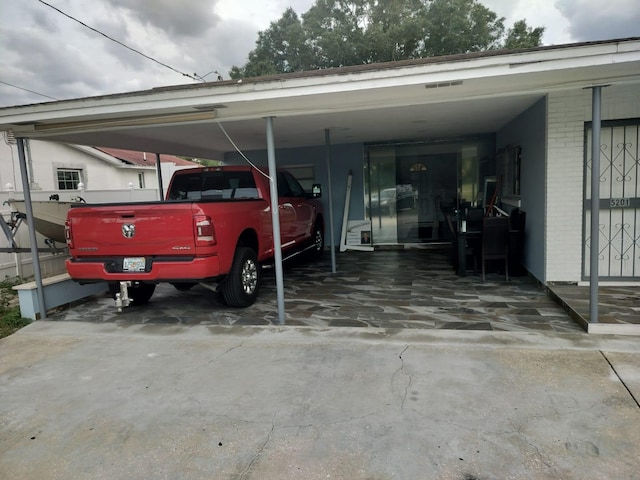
[312,184,322,198]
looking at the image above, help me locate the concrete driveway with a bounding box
[1,321,639,479]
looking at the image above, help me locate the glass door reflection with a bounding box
[366,147,398,245]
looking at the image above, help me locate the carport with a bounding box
[1,39,638,325]
[49,246,588,333]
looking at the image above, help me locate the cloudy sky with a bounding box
[1,0,638,108]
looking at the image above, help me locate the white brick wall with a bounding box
[546,84,640,282]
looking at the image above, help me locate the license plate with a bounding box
[123,257,146,272]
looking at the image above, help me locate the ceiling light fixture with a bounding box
[192,104,226,111]
[424,80,464,89]
[33,110,217,133]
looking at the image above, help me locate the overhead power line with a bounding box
[36,0,198,81]
[0,80,59,101]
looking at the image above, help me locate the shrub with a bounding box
[0,277,30,339]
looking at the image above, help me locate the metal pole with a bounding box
[25,139,37,189]
[16,137,47,320]
[589,86,602,324]
[324,129,337,274]
[155,153,165,201]
[265,117,286,324]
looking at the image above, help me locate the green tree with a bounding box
[230,0,545,78]
[230,8,311,78]
[366,0,427,62]
[301,0,370,68]
[421,0,504,57]
[503,19,545,49]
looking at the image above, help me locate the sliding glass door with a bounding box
[365,137,494,245]
[366,147,399,244]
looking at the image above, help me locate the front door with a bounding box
[584,121,640,279]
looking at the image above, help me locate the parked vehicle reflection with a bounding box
[368,186,416,217]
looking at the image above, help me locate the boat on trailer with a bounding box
[6,197,84,244]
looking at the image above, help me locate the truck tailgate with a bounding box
[67,202,199,257]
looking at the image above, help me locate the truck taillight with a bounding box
[194,215,215,246]
[65,220,74,248]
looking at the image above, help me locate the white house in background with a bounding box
[0,134,199,194]
[0,136,201,279]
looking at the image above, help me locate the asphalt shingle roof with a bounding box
[96,147,199,167]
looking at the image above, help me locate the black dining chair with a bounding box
[445,214,459,268]
[447,214,478,275]
[466,207,484,232]
[481,215,510,281]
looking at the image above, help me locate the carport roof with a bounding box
[1,37,640,158]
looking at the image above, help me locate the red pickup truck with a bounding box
[64,166,324,308]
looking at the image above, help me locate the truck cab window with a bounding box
[279,172,305,197]
[277,173,292,197]
[168,171,258,200]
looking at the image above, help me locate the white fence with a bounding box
[0,188,162,280]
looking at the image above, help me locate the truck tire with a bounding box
[108,282,156,306]
[130,283,156,305]
[222,247,259,307]
[310,222,324,258]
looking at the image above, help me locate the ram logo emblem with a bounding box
[122,224,135,238]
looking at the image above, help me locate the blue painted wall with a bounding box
[224,143,365,246]
[496,98,546,281]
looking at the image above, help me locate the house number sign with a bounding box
[592,198,639,209]
[609,198,630,208]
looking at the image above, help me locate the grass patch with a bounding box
[0,277,30,339]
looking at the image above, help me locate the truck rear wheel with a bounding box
[108,282,156,306]
[222,247,259,307]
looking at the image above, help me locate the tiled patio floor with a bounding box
[547,283,640,334]
[50,246,596,333]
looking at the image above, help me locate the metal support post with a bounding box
[589,86,604,324]
[155,153,165,201]
[324,129,337,274]
[16,137,47,319]
[265,117,286,324]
